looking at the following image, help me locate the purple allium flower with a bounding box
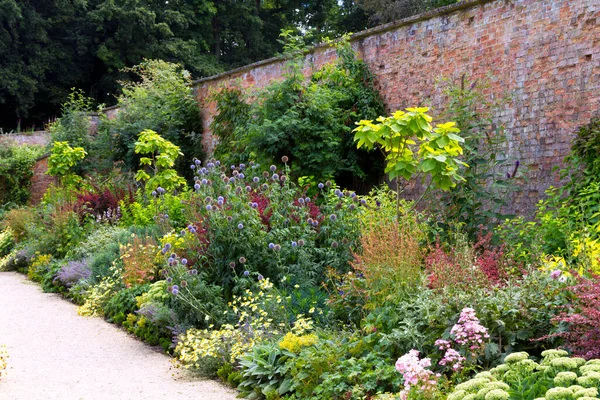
[258,274,264,280]
[181,258,188,265]
[161,248,167,254]
[291,241,298,247]
[318,183,324,189]
[217,199,224,206]
[151,190,157,197]
[164,243,172,250]
[202,179,208,185]
[215,161,221,166]
[172,288,179,295]
[243,270,250,276]
[227,216,233,221]
[167,277,173,283]
[206,204,212,211]
[252,202,258,208]
[195,159,201,166]
[239,257,246,264]
[268,243,275,249]
[270,165,276,172]
[190,269,198,275]
[274,244,281,251]
[336,191,344,198]
[298,198,305,204]
[375,200,381,207]
[307,218,314,224]
[231,165,236,170]
[305,197,310,203]
[298,239,305,246]
[238,223,244,229]
[240,163,246,169]
[194,183,200,190]
[171,253,177,259]
[350,192,356,198]
[360,199,367,205]
[164,214,169,219]
[239,173,245,179]
[253,176,260,183]
[168,257,174,264]
[230,177,236,183]
[312,221,319,227]
[262,184,268,190]
[190,227,197,234]
[201,167,208,174]
[338,290,344,295]
[190,164,196,169]
[194,176,199,181]
[245,185,251,192]
[330,214,337,221]
[349,204,356,210]
[207,162,214,168]
[223,177,230,184]
[272,174,279,181]
[157,187,165,194]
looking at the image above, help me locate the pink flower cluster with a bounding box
[450,307,490,355]
[395,350,438,398]
[434,308,489,372]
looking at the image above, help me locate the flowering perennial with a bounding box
[395,350,438,399]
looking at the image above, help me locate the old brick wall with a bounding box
[28,156,55,206]
[192,0,599,214]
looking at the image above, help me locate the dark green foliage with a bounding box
[98,60,203,176]
[212,37,386,191]
[0,144,45,206]
[359,0,459,26]
[104,284,151,325]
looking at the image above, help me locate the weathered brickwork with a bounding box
[199,0,599,213]
[29,156,56,206]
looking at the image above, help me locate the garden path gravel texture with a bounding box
[0,272,238,400]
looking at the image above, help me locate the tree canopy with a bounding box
[0,0,457,131]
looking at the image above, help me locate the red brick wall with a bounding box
[29,156,56,206]
[192,0,599,214]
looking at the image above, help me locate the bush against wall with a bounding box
[0,144,45,206]
[98,59,203,178]
[211,35,386,192]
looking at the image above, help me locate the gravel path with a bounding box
[0,272,238,400]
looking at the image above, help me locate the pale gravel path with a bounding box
[0,272,238,400]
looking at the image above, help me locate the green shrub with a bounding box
[104,284,151,325]
[98,59,202,177]
[212,36,385,191]
[0,144,44,205]
[0,228,14,257]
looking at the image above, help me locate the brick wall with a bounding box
[191,0,599,214]
[28,156,56,206]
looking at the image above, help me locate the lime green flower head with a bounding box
[455,378,491,392]
[545,387,574,400]
[448,389,467,400]
[584,359,600,366]
[542,349,569,359]
[463,395,477,400]
[554,371,578,387]
[579,364,600,374]
[568,385,584,392]
[551,357,580,371]
[573,388,598,398]
[474,371,494,380]
[490,364,510,378]
[485,389,510,400]
[504,352,530,364]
